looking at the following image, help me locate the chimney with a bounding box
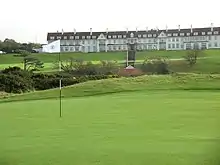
[166,25,168,32]
[211,23,214,31]
[146,27,148,32]
[136,27,138,32]
[74,28,76,35]
[62,29,64,35]
[126,28,128,33]
[106,28,108,33]
[178,25,180,31]
[90,28,92,35]
[191,24,193,33]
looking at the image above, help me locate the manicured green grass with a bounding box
[1,75,220,165]
[0,93,220,164]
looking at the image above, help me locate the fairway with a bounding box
[1,90,220,165]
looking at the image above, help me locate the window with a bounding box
[181,44,184,49]
[75,36,79,39]
[193,32,198,35]
[209,36,211,40]
[168,44,171,48]
[153,34,156,37]
[108,35,111,38]
[118,35,122,38]
[70,36,74,39]
[202,32,206,35]
[180,33,184,36]
[50,36,55,40]
[86,36,91,39]
[113,35,117,39]
[63,36,67,39]
[215,42,218,47]
[92,36,96,39]
[93,46,96,51]
[173,33,178,36]
[143,34,147,38]
[207,31,212,35]
[148,34,152,37]
[172,44,175,48]
[187,33,190,36]
[93,40,96,44]
[172,38,175,42]
[123,35,126,38]
[215,36,217,40]
[167,34,172,37]
[82,36,85,39]
[82,40,85,44]
[176,43,179,48]
[57,36,61,39]
[138,34,141,38]
[176,38,179,42]
[214,31,219,35]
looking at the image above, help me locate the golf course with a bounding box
[1,50,220,165]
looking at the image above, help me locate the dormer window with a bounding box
[173,33,178,36]
[138,34,141,38]
[214,31,219,34]
[180,33,184,36]
[75,36,79,39]
[50,36,55,40]
[63,36,67,39]
[123,35,126,38]
[82,36,85,39]
[187,33,190,36]
[202,32,206,35]
[207,31,212,35]
[108,36,111,39]
[86,36,91,39]
[92,36,96,39]
[57,36,61,39]
[167,34,172,37]
[148,34,152,37]
[143,34,147,38]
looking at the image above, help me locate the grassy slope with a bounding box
[1,49,220,65]
[0,75,220,165]
[1,74,220,103]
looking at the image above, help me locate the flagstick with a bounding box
[59,51,62,118]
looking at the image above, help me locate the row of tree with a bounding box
[0,38,41,53]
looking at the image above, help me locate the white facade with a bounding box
[47,26,220,53]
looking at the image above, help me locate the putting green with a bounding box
[0,90,220,165]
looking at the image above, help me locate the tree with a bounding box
[23,57,44,71]
[141,57,169,74]
[184,43,204,67]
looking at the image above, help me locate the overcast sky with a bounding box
[0,0,219,44]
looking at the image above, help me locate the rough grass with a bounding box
[2,74,220,103]
[0,75,220,165]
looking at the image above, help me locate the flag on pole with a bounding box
[42,40,61,53]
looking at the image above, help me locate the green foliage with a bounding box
[23,57,44,71]
[141,57,169,74]
[0,38,41,53]
[61,58,119,75]
[184,44,205,67]
[0,66,119,93]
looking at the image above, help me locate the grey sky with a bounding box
[0,0,219,44]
